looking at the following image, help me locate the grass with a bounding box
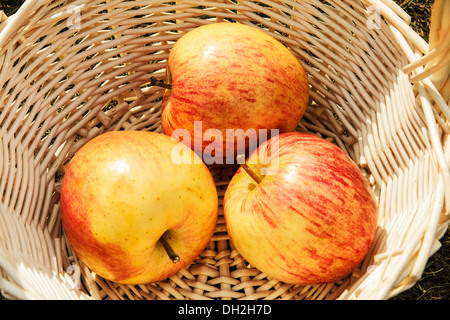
[0,0,23,16]
[0,0,448,301]
[393,228,449,300]
[396,0,435,41]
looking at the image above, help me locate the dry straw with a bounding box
[0,0,449,300]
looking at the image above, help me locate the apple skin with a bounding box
[60,131,218,284]
[223,132,378,285]
[161,22,309,162]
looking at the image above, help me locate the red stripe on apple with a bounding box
[224,132,378,285]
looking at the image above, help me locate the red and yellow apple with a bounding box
[223,132,378,285]
[60,130,218,284]
[159,22,309,163]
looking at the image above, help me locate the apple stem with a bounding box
[150,76,172,90]
[237,155,263,184]
[241,162,263,184]
[159,233,180,264]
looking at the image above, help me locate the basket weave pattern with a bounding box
[0,0,449,300]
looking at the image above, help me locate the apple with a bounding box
[60,131,218,284]
[157,22,309,164]
[223,132,378,285]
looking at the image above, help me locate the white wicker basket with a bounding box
[0,0,448,300]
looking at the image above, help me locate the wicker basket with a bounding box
[0,0,448,300]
